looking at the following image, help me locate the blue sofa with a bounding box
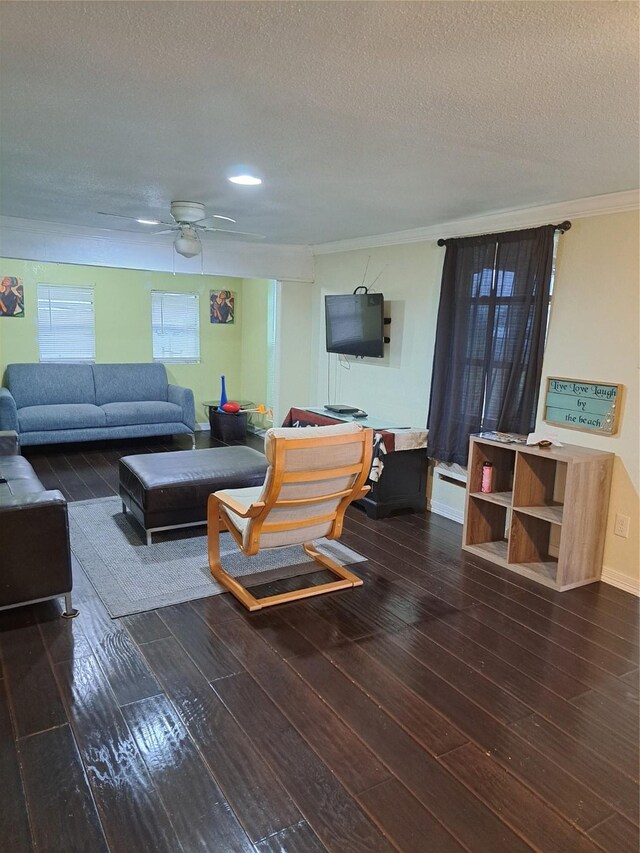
[0,363,195,446]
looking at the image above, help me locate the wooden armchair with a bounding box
[207,423,373,611]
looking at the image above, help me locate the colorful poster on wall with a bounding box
[210,290,235,324]
[0,277,24,317]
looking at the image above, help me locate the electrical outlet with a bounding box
[614,513,630,538]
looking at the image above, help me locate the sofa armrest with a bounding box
[0,491,72,607]
[0,490,67,511]
[168,384,196,430]
[0,430,19,456]
[0,388,19,433]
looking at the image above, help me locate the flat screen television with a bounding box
[325,293,385,358]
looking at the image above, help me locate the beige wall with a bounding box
[312,242,442,427]
[239,278,273,428]
[310,210,639,590]
[311,240,464,521]
[275,280,316,424]
[539,211,639,589]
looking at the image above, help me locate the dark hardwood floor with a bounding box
[1,433,638,852]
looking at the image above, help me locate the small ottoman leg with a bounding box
[122,501,127,514]
[146,530,153,546]
[62,592,79,619]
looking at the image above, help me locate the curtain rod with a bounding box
[436,220,572,247]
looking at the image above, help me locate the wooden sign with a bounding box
[544,377,621,435]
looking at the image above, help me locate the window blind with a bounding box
[37,284,96,362]
[151,291,200,363]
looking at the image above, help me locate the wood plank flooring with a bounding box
[0,434,637,852]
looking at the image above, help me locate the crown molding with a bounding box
[312,190,640,255]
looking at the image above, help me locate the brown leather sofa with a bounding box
[0,431,77,617]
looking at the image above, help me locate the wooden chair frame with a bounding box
[208,428,373,611]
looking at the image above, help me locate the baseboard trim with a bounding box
[196,422,209,431]
[425,504,637,595]
[428,500,464,524]
[600,566,640,597]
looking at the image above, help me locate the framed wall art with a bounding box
[543,376,622,435]
[0,277,24,317]
[210,290,235,324]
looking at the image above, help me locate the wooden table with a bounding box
[203,400,253,444]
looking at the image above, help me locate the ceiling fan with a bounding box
[97,201,265,257]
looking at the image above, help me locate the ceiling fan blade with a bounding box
[153,228,178,235]
[200,227,266,239]
[97,211,141,222]
[97,212,172,226]
[194,214,237,226]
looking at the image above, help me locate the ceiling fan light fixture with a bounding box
[174,227,201,258]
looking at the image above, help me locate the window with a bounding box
[151,291,200,363]
[37,284,95,362]
[427,226,556,465]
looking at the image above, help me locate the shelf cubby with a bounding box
[508,511,559,583]
[468,442,515,494]
[466,495,508,545]
[463,436,614,591]
[513,452,566,516]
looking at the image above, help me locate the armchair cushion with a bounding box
[264,422,362,463]
[217,486,263,538]
[218,422,369,550]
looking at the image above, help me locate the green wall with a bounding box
[0,259,271,425]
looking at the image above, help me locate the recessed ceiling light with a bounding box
[136,218,161,225]
[228,175,262,186]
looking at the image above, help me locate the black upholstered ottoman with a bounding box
[119,446,267,544]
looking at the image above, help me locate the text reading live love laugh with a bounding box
[544,378,620,435]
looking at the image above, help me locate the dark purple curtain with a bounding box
[427,225,555,465]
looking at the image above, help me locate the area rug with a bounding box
[68,496,366,618]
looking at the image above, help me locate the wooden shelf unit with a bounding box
[463,436,613,591]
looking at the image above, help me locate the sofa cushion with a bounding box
[7,364,96,408]
[18,404,106,432]
[93,363,168,406]
[101,401,183,427]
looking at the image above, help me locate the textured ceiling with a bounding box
[0,1,638,246]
